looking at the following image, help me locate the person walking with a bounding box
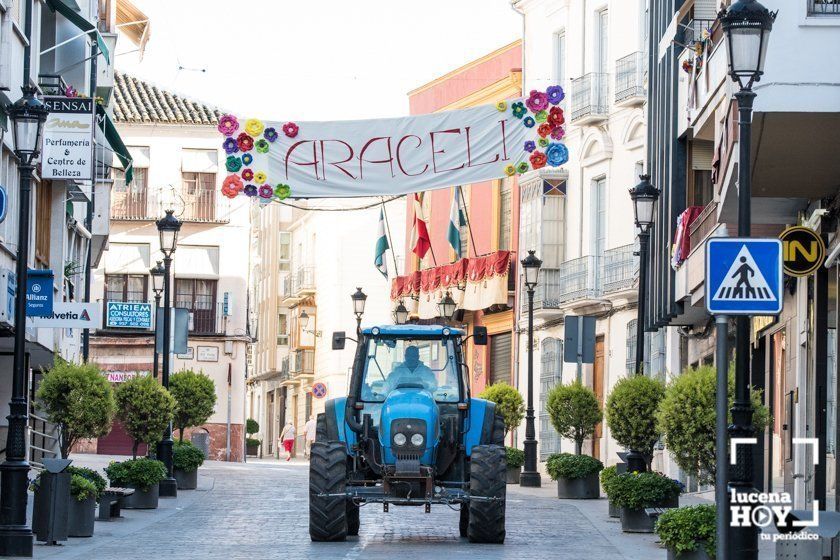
[303,415,317,458]
[279,421,296,462]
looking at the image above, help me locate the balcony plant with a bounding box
[600,465,620,518]
[610,471,683,533]
[115,375,175,459]
[504,447,525,485]
[655,504,716,560]
[173,440,205,490]
[246,418,261,457]
[605,375,666,471]
[169,369,217,442]
[546,453,603,500]
[35,359,116,458]
[104,458,167,510]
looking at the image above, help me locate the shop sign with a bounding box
[780,226,825,277]
[197,346,219,362]
[0,185,7,223]
[28,302,101,328]
[41,97,95,181]
[105,370,150,383]
[26,269,54,317]
[106,301,152,329]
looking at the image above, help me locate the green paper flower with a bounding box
[225,156,242,173]
[255,139,270,154]
[538,138,550,148]
[274,184,291,200]
[516,162,530,174]
[535,110,548,123]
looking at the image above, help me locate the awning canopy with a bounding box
[96,105,133,184]
[116,0,151,59]
[46,0,111,64]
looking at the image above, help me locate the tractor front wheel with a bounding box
[309,441,348,542]
[467,444,506,544]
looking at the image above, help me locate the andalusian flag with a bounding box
[447,188,465,259]
[374,208,389,278]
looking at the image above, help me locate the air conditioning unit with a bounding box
[0,269,16,328]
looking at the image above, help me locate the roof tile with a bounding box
[113,71,224,126]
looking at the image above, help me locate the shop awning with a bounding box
[46,0,111,64]
[96,105,132,184]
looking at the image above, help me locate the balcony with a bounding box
[601,243,639,295]
[290,349,315,376]
[98,299,227,335]
[111,187,154,220]
[180,185,221,222]
[281,267,316,304]
[570,73,609,124]
[809,0,840,15]
[614,52,645,107]
[38,74,69,96]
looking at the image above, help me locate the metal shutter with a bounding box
[489,332,512,385]
[539,338,564,460]
[692,140,714,170]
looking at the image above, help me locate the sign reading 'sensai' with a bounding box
[41,96,95,181]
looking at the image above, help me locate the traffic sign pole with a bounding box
[716,315,730,560]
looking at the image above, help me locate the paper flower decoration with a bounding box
[258,185,274,199]
[545,142,569,167]
[526,90,549,113]
[550,126,566,141]
[516,162,530,174]
[222,138,239,155]
[237,133,254,152]
[244,185,258,197]
[245,118,265,138]
[495,101,508,112]
[255,139,270,154]
[503,164,516,177]
[548,106,565,127]
[264,127,278,142]
[535,110,548,123]
[546,85,565,105]
[538,138,549,148]
[225,155,242,173]
[221,174,244,198]
[529,150,547,170]
[282,122,299,138]
[242,153,254,166]
[523,116,536,128]
[524,140,536,153]
[254,171,267,184]
[511,102,527,119]
[537,123,553,138]
[222,186,239,199]
[218,114,239,137]
[241,168,254,181]
[274,184,291,200]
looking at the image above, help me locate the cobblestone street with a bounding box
[33,456,664,560]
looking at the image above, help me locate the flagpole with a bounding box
[458,185,477,258]
[380,199,399,277]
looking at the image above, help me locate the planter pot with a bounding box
[662,494,680,508]
[67,496,96,537]
[120,483,159,509]
[620,506,655,533]
[174,468,198,490]
[667,546,711,560]
[246,443,260,456]
[506,467,521,485]
[556,473,600,499]
[608,500,620,518]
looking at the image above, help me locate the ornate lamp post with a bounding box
[150,261,165,379]
[520,250,542,487]
[351,287,367,334]
[393,300,409,325]
[0,85,48,557]
[437,292,456,321]
[720,2,775,558]
[156,210,181,498]
[299,310,322,337]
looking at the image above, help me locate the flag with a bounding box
[411,193,431,259]
[447,188,466,259]
[374,208,389,278]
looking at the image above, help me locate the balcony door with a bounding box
[175,278,217,334]
[592,177,607,288]
[596,9,608,75]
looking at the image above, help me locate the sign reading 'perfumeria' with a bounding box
[41,96,95,181]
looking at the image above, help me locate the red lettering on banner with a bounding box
[396,135,428,177]
[358,136,395,179]
[499,119,510,161]
[285,140,320,180]
[430,128,465,174]
[319,140,357,180]
[465,125,500,168]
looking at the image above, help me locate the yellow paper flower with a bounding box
[496,100,508,112]
[245,118,265,137]
[503,164,516,177]
[254,171,267,184]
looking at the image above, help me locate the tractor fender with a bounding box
[323,397,357,454]
[463,398,501,456]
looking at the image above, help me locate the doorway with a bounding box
[267,392,275,455]
[593,336,605,460]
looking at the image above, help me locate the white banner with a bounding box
[41,97,95,181]
[218,87,569,199]
[28,302,101,329]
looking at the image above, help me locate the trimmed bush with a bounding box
[505,447,525,469]
[246,437,261,448]
[104,458,167,492]
[546,453,603,481]
[546,382,602,455]
[70,474,98,502]
[246,418,259,436]
[115,375,175,458]
[479,383,525,435]
[35,359,116,458]
[173,440,205,473]
[657,365,769,484]
[655,504,716,558]
[600,465,619,497]
[66,466,107,499]
[605,375,665,461]
[170,369,217,442]
[609,471,682,510]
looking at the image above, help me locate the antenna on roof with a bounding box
[175,57,207,75]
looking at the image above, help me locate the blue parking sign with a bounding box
[706,238,783,315]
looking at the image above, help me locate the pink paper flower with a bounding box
[525,90,549,113]
[282,122,299,138]
[218,114,239,137]
[550,126,566,141]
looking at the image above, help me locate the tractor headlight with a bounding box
[393,433,407,446]
[410,433,424,447]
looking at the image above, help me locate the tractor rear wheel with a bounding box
[467,445,506,544]
[346,501,360,536]
[459,503,469,538]
[309,441,348,541]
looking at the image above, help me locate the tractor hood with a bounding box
[379,387,439,465]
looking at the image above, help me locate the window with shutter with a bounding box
[539,337,563,460]
[488,332,512,385]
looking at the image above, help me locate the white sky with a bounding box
[116,0,521,121]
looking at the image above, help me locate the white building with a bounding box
[511,0,653,468]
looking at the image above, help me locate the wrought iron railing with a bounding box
[570,73,609,122]
[681,19,717,47]
[615,52,646,104]
[290,266,315,295]
[810,0,840,15]
[111,187,154,220]
[291,349,315,375]
[602,243,639,293]
[38,74,69,96]
[181,188,219,222]
[100,299,227,335]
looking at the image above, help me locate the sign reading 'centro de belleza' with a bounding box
[106,302,152,329]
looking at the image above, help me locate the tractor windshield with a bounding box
[361,337,459,403]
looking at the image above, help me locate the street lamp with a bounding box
[0,86,48,557]
[150,261,165,379]
[155,210,181,498]
[720,2,775,558]
[520,250,542,488]
[437,291,456,321]
[299,310,322,337]
[394,300,409,325]
[351,287,367,334]
[627,174,659,474]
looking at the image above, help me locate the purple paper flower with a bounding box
[258,185,274,199]
[524,140,536,153]
[546,85,565,105]
[264,127,278,142]
[222,138,239,155]
[218,114,239,137]
[243,184,258,197]
[525,90,549,113]
[550,126,566,141]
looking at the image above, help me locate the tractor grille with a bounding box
[395,454,421,476]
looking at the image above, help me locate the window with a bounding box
[175,278,218,334]
[277,312,289,346]
[595,9,609,74]
[553,30,566,86]
[112,147,150,219]
[181,172,217,221]
[35,182,52,266]
[105,274,148,302]
[810,0,840,16]
[521,182,566,269]
[626,319,638,375]
[689,140,714,207]
[498,180,512,251]
[592,177,607,258]
[488,332,512,385]
[279,232,291,272]
[540,338,563,459]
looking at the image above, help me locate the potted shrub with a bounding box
[655,505,716,560]
[66,466,106,537]
[610,471,682,533]
[173,440,204,490]
[605,375,665,471]
[505,447,525,484]
[600,465,620,518]
[246,418,260,456]
[546,381,602,455]
[170,369,217,442]
[546,453,603,499]
[35,359,116,458]
[105,458,167,509]
[115,375,175,458]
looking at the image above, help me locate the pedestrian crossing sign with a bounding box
[706,238,783,315]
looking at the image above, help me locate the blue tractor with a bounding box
[309,324,506,543]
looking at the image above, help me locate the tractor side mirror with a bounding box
[472,326,488,346]
[332,331,346,350]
